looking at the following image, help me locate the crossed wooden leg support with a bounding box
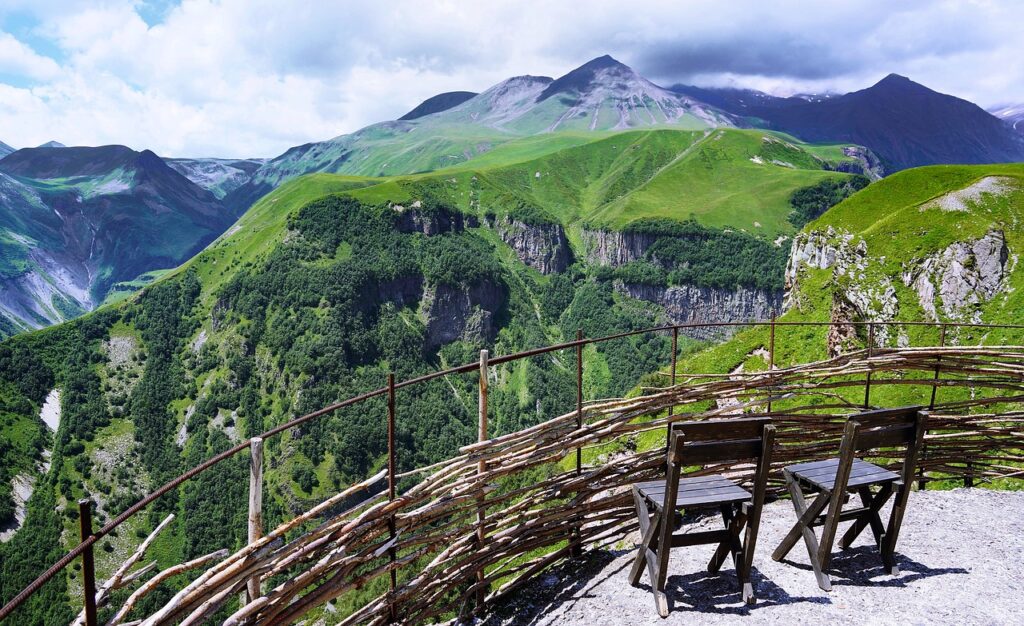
[629,488,754,617]
[772,469,903,591]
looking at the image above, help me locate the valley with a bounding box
[1,51,1023,625]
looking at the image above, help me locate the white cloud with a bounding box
[0,32,61,80]
[0,0,1021,157]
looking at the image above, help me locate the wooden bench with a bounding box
[771,406,928,591]
[629,417,776,617]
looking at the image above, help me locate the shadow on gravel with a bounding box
[781,545,969,588]
[480,549,630,626]
[646,566,830,616]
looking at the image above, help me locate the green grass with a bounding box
[218,128,863,259]
[146,174,377,303]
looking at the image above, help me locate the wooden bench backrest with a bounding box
[671,417,771,464]
[850,406,925,453]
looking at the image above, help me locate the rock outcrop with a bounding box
[786,226,901,346]
[616,281,781,339]
[420,280,506,349]
[834,146,885,180]
[580,229,658,266]
[495,218,572,274]
[901,229,1009,323]
[392,201,478,235]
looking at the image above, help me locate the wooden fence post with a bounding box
[863,322,875,409]
[387,373,398,622]
[78,499,97,626]
[245,437,264,604]
[570,330,584,557]
[922,324,947,490]
[767,318,776,414]
[475,350,489,613]
[666,326,678,454]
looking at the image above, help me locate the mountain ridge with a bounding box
[678,74,1024,171]
[399,91,478,120]
[0,144,234,336]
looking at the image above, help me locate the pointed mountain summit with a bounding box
[36,140,66,148]
[536,54,633,101]
[225,56,729,210]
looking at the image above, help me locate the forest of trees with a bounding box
[0,186,843,622]
[614,218,789,291]
[788,175,871,228]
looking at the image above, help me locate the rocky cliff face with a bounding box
[420,280,506,349]
[580,229,658,266]
[495,217,572,274]
[786,227,903,346]
[832,146,885,179]
[901,229,1009,323]
[786,225,1011,350]
[616,281,781,339]
[392,201,478,235]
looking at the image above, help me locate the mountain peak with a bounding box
[399,91,478,120]
[578,54,628,71]
[870,73,927,93]
[37,140,66,149]
[537,54,640,102]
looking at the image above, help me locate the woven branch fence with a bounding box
[93,345,1024,625]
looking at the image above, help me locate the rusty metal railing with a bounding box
[1,318,1022,623]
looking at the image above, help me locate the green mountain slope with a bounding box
[676,163,1024,391]
[0,126,870,623]
[0,146,236,338]
[315,128,863,237]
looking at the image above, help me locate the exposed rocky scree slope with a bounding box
[0,145,233,336]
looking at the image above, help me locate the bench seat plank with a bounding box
[637,476,752,509]
[787,458,899,491]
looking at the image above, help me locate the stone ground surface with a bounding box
[481,489,1024,626]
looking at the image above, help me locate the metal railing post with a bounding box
[387,373,398,622]
[475,350,489,613]
[245,437,264,604]
[78,499,97,626]
[863,322,875,408]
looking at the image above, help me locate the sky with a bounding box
[0,0,1021,158]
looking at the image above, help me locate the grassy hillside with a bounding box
[676,163,1024,387]
[0,127,869,623]
[290,128,863,238]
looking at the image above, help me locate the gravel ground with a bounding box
[482,489,1024,626]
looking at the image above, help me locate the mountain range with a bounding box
[1,53,1024,624]
[2,55,1024,339]
[990,103,1024,133]
[0,145,235,336]
[674,74,1024,171]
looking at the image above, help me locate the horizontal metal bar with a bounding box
[3,317,1023,621]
